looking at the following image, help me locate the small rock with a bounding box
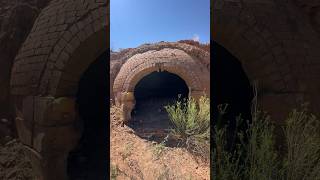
[124,128,134,134]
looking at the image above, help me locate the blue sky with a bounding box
[110,0,210,51]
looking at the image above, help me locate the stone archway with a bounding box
[110,42,210,103]
[112,46,210,124]
[10,0,108,180]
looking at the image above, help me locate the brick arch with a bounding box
[11,0,108,97]
[113,48,209,105]
[112,42,210,71]
[44,20,107,96]
[110,42,210,102]
[213,6,300,120]
[126,64,200,92]
[213,9,297,93]
[9,1,109,179]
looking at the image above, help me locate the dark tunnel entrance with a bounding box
[129,71,189,141]
[67,51,108,180]
[212,41,254,151]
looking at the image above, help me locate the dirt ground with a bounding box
[110,106,210,180]
[0,104,209,180]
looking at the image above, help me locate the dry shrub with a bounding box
[213,105,320,180]
[165,96,210,161]
[283,108,320,180]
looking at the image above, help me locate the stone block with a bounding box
[35,97,78,126]
[32,123,81,154]
[15,116,32,146]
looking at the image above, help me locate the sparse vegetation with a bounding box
[153,140,166,160]
[157,166,171,180]
[110,164,120,180]
[110,104,124,126]
[212,104,320,180]
[283,107,320,180]
[110,100,209,179]
[165,95,210,160]
[121,142,133,160]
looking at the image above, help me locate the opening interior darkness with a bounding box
[67,51,108,180]
[212,41,254,150]
[129,71,189,141]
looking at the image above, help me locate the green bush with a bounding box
[165,95,210,159]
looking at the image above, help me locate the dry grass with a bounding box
[212,105,320,180]
[152,137,168,160]
[110,164,120,180]
[283,108,320,180]
[120,142,134,160]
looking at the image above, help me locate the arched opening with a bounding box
[67,51,108,180]
[129,71,189,141]
[212,41,254,150]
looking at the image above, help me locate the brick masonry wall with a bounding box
[213,0,320,120]
[110,42,210,102]
[11,0,107,97]
[9,0,108,155]
[5,0,320,124]
[0,0,51,134]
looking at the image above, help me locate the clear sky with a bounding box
[110,0,210,51]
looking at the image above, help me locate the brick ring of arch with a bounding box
[212,8,300,120]
[112,46,210,125]
[9,1,109,180]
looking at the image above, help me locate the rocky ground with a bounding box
[0,137,34,180]
[110,105,210,180]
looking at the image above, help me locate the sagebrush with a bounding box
[165,95,210,160]
[213,105,320,180]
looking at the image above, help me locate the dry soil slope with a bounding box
[110,106,210,180]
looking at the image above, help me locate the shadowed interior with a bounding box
[129,71,189,141]
[67,51,108,180]
[212,41,254,150]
